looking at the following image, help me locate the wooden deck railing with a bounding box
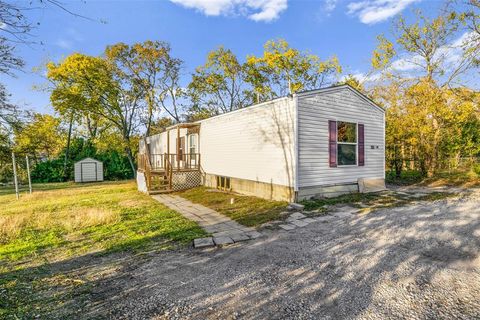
[148,153,200,171]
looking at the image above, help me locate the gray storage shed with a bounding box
[74,158,104,183]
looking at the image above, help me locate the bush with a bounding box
[473,163,480,176]
[31,159,65,183]
[386,170,423,185]
[30,143,134,183]
[97,150,133,180]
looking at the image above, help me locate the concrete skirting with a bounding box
[358,178,386,193]
[297,183,359,200]
[204,173,294,202]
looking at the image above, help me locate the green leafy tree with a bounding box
[188,46,250,118]
[47,52,142,175]
[106,41,185,132]
[149,117,174,135]
[371,11,477,86]
[245,39,342,101]
[14,113,65,159]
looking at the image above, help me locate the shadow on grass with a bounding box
[0,224,203,319]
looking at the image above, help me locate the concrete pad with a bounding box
[290,219,309,227]
[358,178,386,193]
[331,211,354,218]
[212,230,245,237]
[279,224,296,231]
[246,231,262,239]
[315,215,336,222]
[287,212,306,220]
[213,236,234,245]
[303,218,316,224]
[193,237,215,248]
[230,233,250,242]
[288,203,305,211]
[203,224,226,233]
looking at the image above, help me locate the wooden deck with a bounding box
[138,152,202,194]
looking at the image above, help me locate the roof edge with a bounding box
[195,96,292,124]
[296,84,385,113]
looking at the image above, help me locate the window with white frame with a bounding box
[337,121,357,166]
[189,134,198,155]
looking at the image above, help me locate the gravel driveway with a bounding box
[85,189,480,319]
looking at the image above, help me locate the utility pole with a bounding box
[26,155,32,194]
[12,152,19,199]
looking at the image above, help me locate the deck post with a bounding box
[177,125,180,171]
[167,128,170,156]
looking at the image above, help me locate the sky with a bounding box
[1,0,454,114]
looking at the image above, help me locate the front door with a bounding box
[176,136,185,167]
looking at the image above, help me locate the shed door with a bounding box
[81,162,97,182]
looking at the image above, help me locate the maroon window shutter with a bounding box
[328,120,337,167]
[358,124,365,166]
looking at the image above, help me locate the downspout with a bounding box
[293,93,299,202]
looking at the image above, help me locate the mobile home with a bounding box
[137,85,385,201]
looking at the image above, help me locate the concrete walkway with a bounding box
[152,194,262,248]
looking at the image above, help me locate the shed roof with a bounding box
[75,157,102,164]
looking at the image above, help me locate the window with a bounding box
[216,176,231,191]
[189,134,198,155]
[337,121,357,166]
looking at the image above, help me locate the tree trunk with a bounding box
[63,112,74,181]
[125,145,137,178]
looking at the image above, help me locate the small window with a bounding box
[337,121,357,166]
[216,176,231,191]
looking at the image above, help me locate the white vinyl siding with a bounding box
[142,128,189,155]
[199,97,296,187]
[297,87,385,187]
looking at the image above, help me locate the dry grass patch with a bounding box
[119,198,151,208]
[59,208,120,231]
[0,214,28,243]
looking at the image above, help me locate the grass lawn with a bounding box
[0,180,205,319]
[177,187,288,227]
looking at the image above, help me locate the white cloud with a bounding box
[55,39,73,50]
[0,22,6,29]
[390,55,422,72]
[323,0,338,13]
[452,31,477,48]
[347,0,420,24]
[169,0,287,22]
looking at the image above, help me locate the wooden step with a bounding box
[150,180,170,187]
[150,170,167,175]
